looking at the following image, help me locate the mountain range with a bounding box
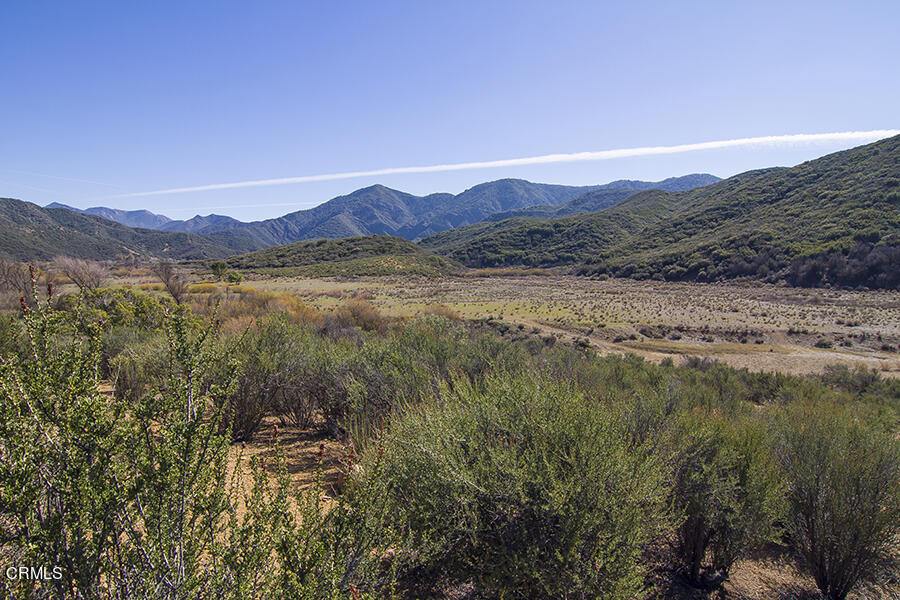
[4,137,897,289]
[44,174,718,245]
[45,203,173,229]
[421,135,900,288]
[3,174,715,262]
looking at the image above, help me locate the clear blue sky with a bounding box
[2,0,898,221]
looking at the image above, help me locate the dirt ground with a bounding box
[253,274,900,377]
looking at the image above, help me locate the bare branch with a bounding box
[150,261,188,304]
[53,256,108,293]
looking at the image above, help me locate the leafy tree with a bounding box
[209,260,228,280]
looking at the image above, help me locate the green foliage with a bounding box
[366,373,671,599]
[110,333,169,402]
[0,296,126,598]
[3,282,899,598]
[0,296,396,599]
[776,400,900,600]
[227,234,460,277]
[210,260,228,279]
[667,412,785,588]
[0,313,20,356]
[423,135,900,288]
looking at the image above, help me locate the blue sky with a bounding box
[1,0,898,221]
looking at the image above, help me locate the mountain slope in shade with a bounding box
[3,199,257,261]
[45,202,173,229]
[420,137,899,288]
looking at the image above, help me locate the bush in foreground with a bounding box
[366,373,671,599]
[777,400,900,600]
[667,411,785,588]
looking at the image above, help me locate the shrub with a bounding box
[0,313,19,356]
[335,298,387,332]
[0,296,125,598]
[366,373,670,599]
[421,303,461,320]
[0,294,394,599]
[777,400,900,600]
[189,282,219,294]
[110,333,169,402]
[667,411,785,588]
[220,316,332,440]
[100,324,154,377]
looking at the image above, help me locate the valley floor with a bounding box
[251,274,900,377]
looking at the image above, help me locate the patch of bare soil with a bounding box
[651,544,899,600]
[226,417,349,518]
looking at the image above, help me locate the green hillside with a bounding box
[0,198,257,261]
[226,234,460,276]
[421,136,900,288]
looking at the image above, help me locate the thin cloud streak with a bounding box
[117,130,899,199]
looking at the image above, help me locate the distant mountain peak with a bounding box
[44,203,173,229]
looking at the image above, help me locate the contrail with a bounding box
[116,130,899,198]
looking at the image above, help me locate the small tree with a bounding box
[777,401,900,600]
[53,255,108,292]
[150,260,188,304]
[209,261,228,280]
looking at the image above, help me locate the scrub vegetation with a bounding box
[1,276,898,600]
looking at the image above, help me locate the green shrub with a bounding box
[667,411,785,588]
[0,297,126,598]
[219,317,296,441]
[366,373,670,599]
[777,400,900,600]
[0,295,396,599]
[210,261,228,280]
[100,324,154,377]
[0,313,20,356]
[110,333,169,402]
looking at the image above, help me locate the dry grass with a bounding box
[245,274,900,377]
